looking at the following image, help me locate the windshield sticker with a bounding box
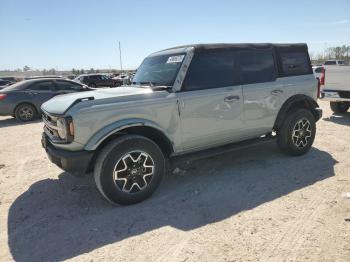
[166,55,185,63]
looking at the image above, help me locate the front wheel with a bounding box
[94,135,165,205]
[277,109,316,156]
[330,102,349,113]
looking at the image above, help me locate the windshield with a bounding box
[132,53,186,86]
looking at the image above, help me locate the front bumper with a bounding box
[42,133,93,174]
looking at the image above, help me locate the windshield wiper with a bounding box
[134,81,171,91]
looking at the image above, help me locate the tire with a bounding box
[94,135,166,205]
[14,103,37,121]
[89,83,97,88]
[277,109,316,156]
[330,102,349,113]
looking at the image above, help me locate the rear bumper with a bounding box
[42,133,93,174]
[320,90,350,102]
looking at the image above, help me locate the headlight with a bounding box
[325,92,340,98]
[56,118,67,139]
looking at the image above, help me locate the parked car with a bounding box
[320,66,350,113]
[324,60,346,66]
[74,74,121,88]
[113,74,132,85]
[0,79,13,89]
[0,76,20,83]
[0,78,92,121]
[41,43,322,205]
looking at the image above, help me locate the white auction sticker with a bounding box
[166,55,185,63]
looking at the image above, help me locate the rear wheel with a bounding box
[330,102,349,113]
[15,103,37,121]
[94,135,166,205]
[277,109,316,156]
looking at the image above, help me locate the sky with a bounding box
[1,0,349,70]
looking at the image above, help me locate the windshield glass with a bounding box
[132,53,186,86]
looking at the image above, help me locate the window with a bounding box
[182,50,237,91]
[132,53,185,86]
[101,75,110,80]
[89,75,101,80]
[314,67,323,73]
[324,60,336,65]
[27,81,53,91]
[55,80,83,91]
[280,52,311,75]
[239,51,275,85]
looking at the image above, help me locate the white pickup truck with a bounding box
[320,66,350,113]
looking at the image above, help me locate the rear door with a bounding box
[239,49,286,136]
[24,80,56,108]
[178,49,244,151]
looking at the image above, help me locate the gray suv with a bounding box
[41,43,322,205]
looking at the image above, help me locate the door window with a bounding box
[27,81,54,91]
[239,51,276,85]
[55,80,83,91]
[182,50,238,91]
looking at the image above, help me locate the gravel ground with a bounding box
[0,100,349,262]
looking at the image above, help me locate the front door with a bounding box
[177,49,244,151]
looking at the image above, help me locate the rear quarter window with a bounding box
[280,52,311,76]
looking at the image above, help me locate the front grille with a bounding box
[338,91,350,99]
[42,111,61,141]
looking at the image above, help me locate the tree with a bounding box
[48,68,56,75]
[88,68,95,74]
[23,65,31,71]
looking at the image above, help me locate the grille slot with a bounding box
[42,112,61,140]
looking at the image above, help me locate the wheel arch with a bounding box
[85,119,174,156]
[274,94,320,131]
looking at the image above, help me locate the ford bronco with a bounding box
[41,43,322,205]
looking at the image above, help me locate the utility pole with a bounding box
[119,41,123,73]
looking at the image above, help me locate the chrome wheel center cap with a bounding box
[131,168,138,175]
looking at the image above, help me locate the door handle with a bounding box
[271,89,283,95]
[224,95,240,102]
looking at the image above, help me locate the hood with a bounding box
[41,86,154,115]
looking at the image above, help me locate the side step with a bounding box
[170,136,276,165]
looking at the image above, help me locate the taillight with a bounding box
[0,94,7,100]
[320,67,325,85]
[317,79,321,98]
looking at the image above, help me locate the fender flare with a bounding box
[274,94,320,130]
[84,118,173,151]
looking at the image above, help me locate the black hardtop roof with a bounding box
[161,43,308,52]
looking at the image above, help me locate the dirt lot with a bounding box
[0,100,349,262]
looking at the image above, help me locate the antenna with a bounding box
[119,41,123,73]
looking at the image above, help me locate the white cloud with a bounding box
[332,20,350,25]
